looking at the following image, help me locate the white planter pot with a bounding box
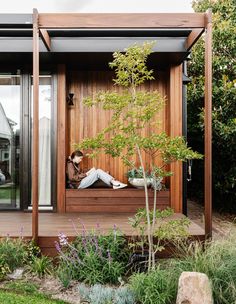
[128,177,153,189]
[128,177,163,190]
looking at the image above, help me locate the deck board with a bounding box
[0,212,205,256]
[0,212,204,237]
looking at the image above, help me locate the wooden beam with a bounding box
[185,28,204,51]
[32,8,39,242]
[38,13,206,29]
[39,28,51,51]
[169,64,183,213]
[204,9,212,238]
[57,64,66,213]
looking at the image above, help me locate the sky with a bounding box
[0,0,194,13]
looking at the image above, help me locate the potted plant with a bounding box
[126,167,162,190]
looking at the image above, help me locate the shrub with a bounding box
[55,225,129,286]
[0,237,41,280]
[130,236,236,304]
[78,283,136,304]
[188,0,236,211]
[172,236,236,304]
[56,261,73,289]
[0,238,27,273]
[28,255,52,278]
[129,266,177,304]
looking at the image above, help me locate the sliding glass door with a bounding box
[0,74,21,209]
[0,71,56,210]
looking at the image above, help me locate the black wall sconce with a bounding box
[67,93,74,106]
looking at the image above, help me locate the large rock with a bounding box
[176,272,213,304]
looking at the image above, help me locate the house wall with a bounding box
[66,69,169,182]
[57,64,183,213]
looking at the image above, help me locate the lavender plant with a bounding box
[55,224,129,286]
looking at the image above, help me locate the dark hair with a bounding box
[71,150,83,159]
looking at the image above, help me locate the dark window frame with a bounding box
[0,67,57,211]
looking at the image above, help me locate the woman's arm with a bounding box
[67,162,86,181]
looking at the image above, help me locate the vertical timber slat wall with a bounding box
[169,65,183,213]
[67,70,169,185]
[57,64,66,213]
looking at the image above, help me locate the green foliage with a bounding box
[56,227,129,286]
[0,260,10,280]
[28,256,52,278]
[129,236,236,304]
[129,208,190,255]
[56,262,73,289]
[78,283,136,304]
[188,0,236,210]
[0,238,27,274]
[3,280,39,295]
[0,239,28,273]
[0,237,41,280]
[126,166,152,179]
[172,236,236,304]
[109,41,155,87]
[0,290,65,304]
[76,42,201,171]
[129,266,177,304]
[25,240,41,262]
[0,280,65,303]
[76,41,202,271]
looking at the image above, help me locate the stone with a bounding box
[7,268,24,280]
[176,271,214,304]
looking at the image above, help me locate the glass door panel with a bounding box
[31,76,52,206]
[0,74,21,209]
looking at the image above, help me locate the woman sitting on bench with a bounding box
[66,150,127,189]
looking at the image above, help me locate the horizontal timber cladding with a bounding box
[66,189,170,213]
[66,70,169,185]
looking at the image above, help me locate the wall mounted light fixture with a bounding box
[67,93,74,106]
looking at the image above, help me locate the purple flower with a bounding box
[79,220,87,238]
[70,249,84,265]
[69,218,79,235]
[55,241,61,252]
[58,232,69,246]
[107,249,112,263]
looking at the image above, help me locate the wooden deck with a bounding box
[0,212,205,256]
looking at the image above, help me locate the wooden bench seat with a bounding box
[65,188,170,213]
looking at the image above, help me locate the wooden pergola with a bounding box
[32,9,212,241]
